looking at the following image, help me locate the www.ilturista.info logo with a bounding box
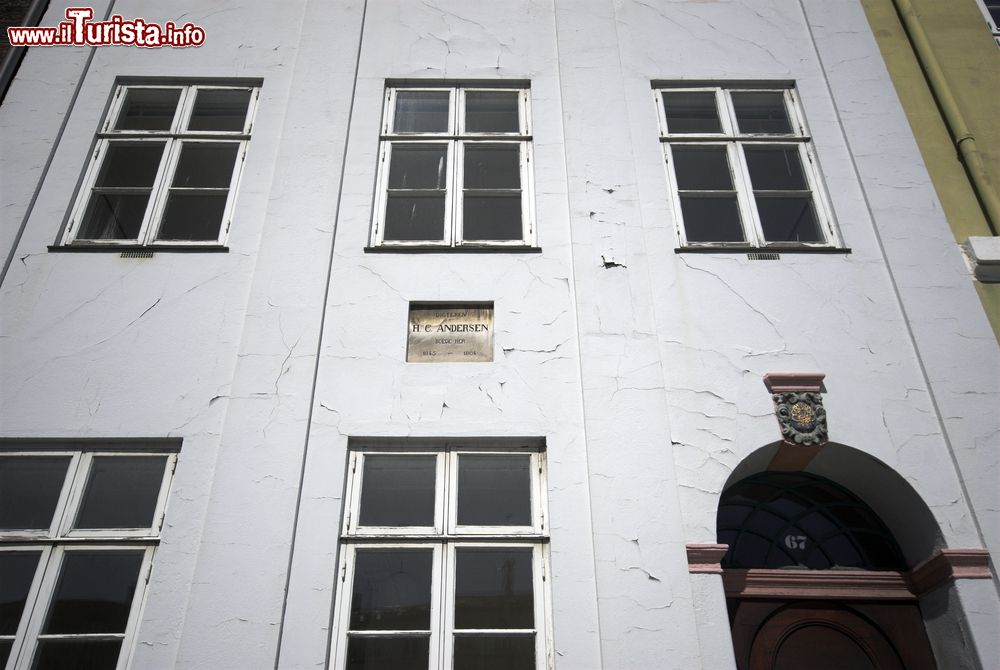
[7,7,206,48]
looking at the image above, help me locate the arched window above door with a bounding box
[718,472,907,571]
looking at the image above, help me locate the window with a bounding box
[371,86,535,248]
[62,82,260,247]
[0,449,175,670]
[978,0,1000,43]
[655,84,839,249]
[331,444,550,670]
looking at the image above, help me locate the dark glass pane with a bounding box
[350,550,432,631]
[774,625,876,670]
[188,89,252,131]
[0,552,41,634]
[358,456,436,527]
[464,145,520,189]
[662,92,721,134]
[346,636,429,670]
[0,640,10,667]
[384,196,446,241]
[745,147,808,190]
[0,457,70,530]
[987,3,1000,24]
[732,92,792,134]
[718,472,907,570]
[730,533,774,568]
[457,455,531,526]
[74,456,167,529]
[78,193,150,240]
[95,144,165,187]
[171,143,239,188]
[679,196,744,242]
[465,91,520,133]
[388,146,447,189]
[455,548,533,630]
[115,88,180,131]
[157,193,228,241]
[394,91,450,133]
[756,196,822,242]
[462,196,522,241]
[454,635,535,670]
[43,552,143,634]
[819,533,864,568]
[31,639,122,670]
[672,146,733,190]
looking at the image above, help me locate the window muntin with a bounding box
[0,451,174,670]
[333,447,549,670]
[63,83,259,247]
[656,85,838,248]
[372,87,534,248]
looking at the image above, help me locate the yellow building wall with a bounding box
[862,0,1000,340]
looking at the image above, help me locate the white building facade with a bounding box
[1,1,997,669]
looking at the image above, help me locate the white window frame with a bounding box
[655,85,841,249]
[62,83,260,247]
[371,86,535,249]
[0,450,176,670]
[331,446,551,670]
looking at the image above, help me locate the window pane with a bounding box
[454,635,535,670]
[358,456,436,527]
[43,551,143,634]
[346,637,429,670]
[465,91,520,133]
[188,89,252,131]
[95,143,165,187]
[662,92,721,134]
[0,552,41,634]
[679,196,745,242]
[462,196,523,241]
[388,146,447,190]
[732,92,792,134]
[171,143,240,188]
[0,456,70,530]
[672,146,733,190]
[157,193,228,241]
[384,196,446,241]
[350,549,433,631]
[464,145,520,189]
[74,456,167,529]
[0,640,10,667]
[78,193,150,240]
[31,639,122,670]
[457,455,531,526]
[455,548,534,629]
[757,196,822,243]
[394,91,450,133]
[114,88,180,131]
[744,147,808,190]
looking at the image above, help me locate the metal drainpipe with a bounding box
[890,0,1000,236]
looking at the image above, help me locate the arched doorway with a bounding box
[718,471,937,669]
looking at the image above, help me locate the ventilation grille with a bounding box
[120,250,154,259]
[747,252,780,261]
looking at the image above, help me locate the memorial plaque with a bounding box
[407,303,494,363]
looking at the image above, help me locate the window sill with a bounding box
[675,245,850,254]
[49,245,229,253]
[364,245,542,254]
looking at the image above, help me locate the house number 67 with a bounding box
[784,535,807,550]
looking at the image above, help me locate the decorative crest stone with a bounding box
[773,391,828,446]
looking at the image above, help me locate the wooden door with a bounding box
[730,600,936,670]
